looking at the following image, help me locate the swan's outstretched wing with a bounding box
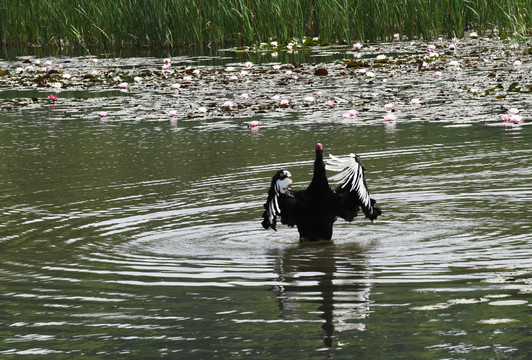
[261,170,297,230]
[326,154,381,221]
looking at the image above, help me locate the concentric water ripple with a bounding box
[1,107,530,357]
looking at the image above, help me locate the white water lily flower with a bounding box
[384,113,397,122]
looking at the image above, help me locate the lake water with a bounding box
[0,40,531,358]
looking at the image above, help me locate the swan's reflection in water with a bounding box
[273,243,372,357]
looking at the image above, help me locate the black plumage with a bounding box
[262,143,381,242]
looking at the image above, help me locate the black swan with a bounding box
[262,143,381,241]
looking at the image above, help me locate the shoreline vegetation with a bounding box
[1,0,531,53]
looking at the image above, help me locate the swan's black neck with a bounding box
[309,147,329,191]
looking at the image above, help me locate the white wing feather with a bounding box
[266,171,292,225]
[326,154,374,216]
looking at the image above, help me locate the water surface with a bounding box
[0,42,531,359]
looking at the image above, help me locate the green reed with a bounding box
[1,0,530,51]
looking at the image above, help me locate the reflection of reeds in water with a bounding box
[1,0,530,49]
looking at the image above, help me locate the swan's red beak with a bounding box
[316,143,323,150]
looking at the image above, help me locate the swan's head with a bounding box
[275,170,292,194]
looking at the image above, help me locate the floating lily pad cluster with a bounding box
[0,37,529,128]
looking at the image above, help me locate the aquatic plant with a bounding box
[0,0,531,50]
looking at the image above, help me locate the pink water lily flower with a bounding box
[248,120,260,128]
[223,101,234,108]
[169,110,178,117]
[99,112,108,118]
[510,114,523,123]
[48,94,58,101]
[342,110,358,118]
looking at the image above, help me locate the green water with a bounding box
[0,41,531,358]
[0,114,530,359]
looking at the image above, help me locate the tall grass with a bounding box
[1,0,530,51]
